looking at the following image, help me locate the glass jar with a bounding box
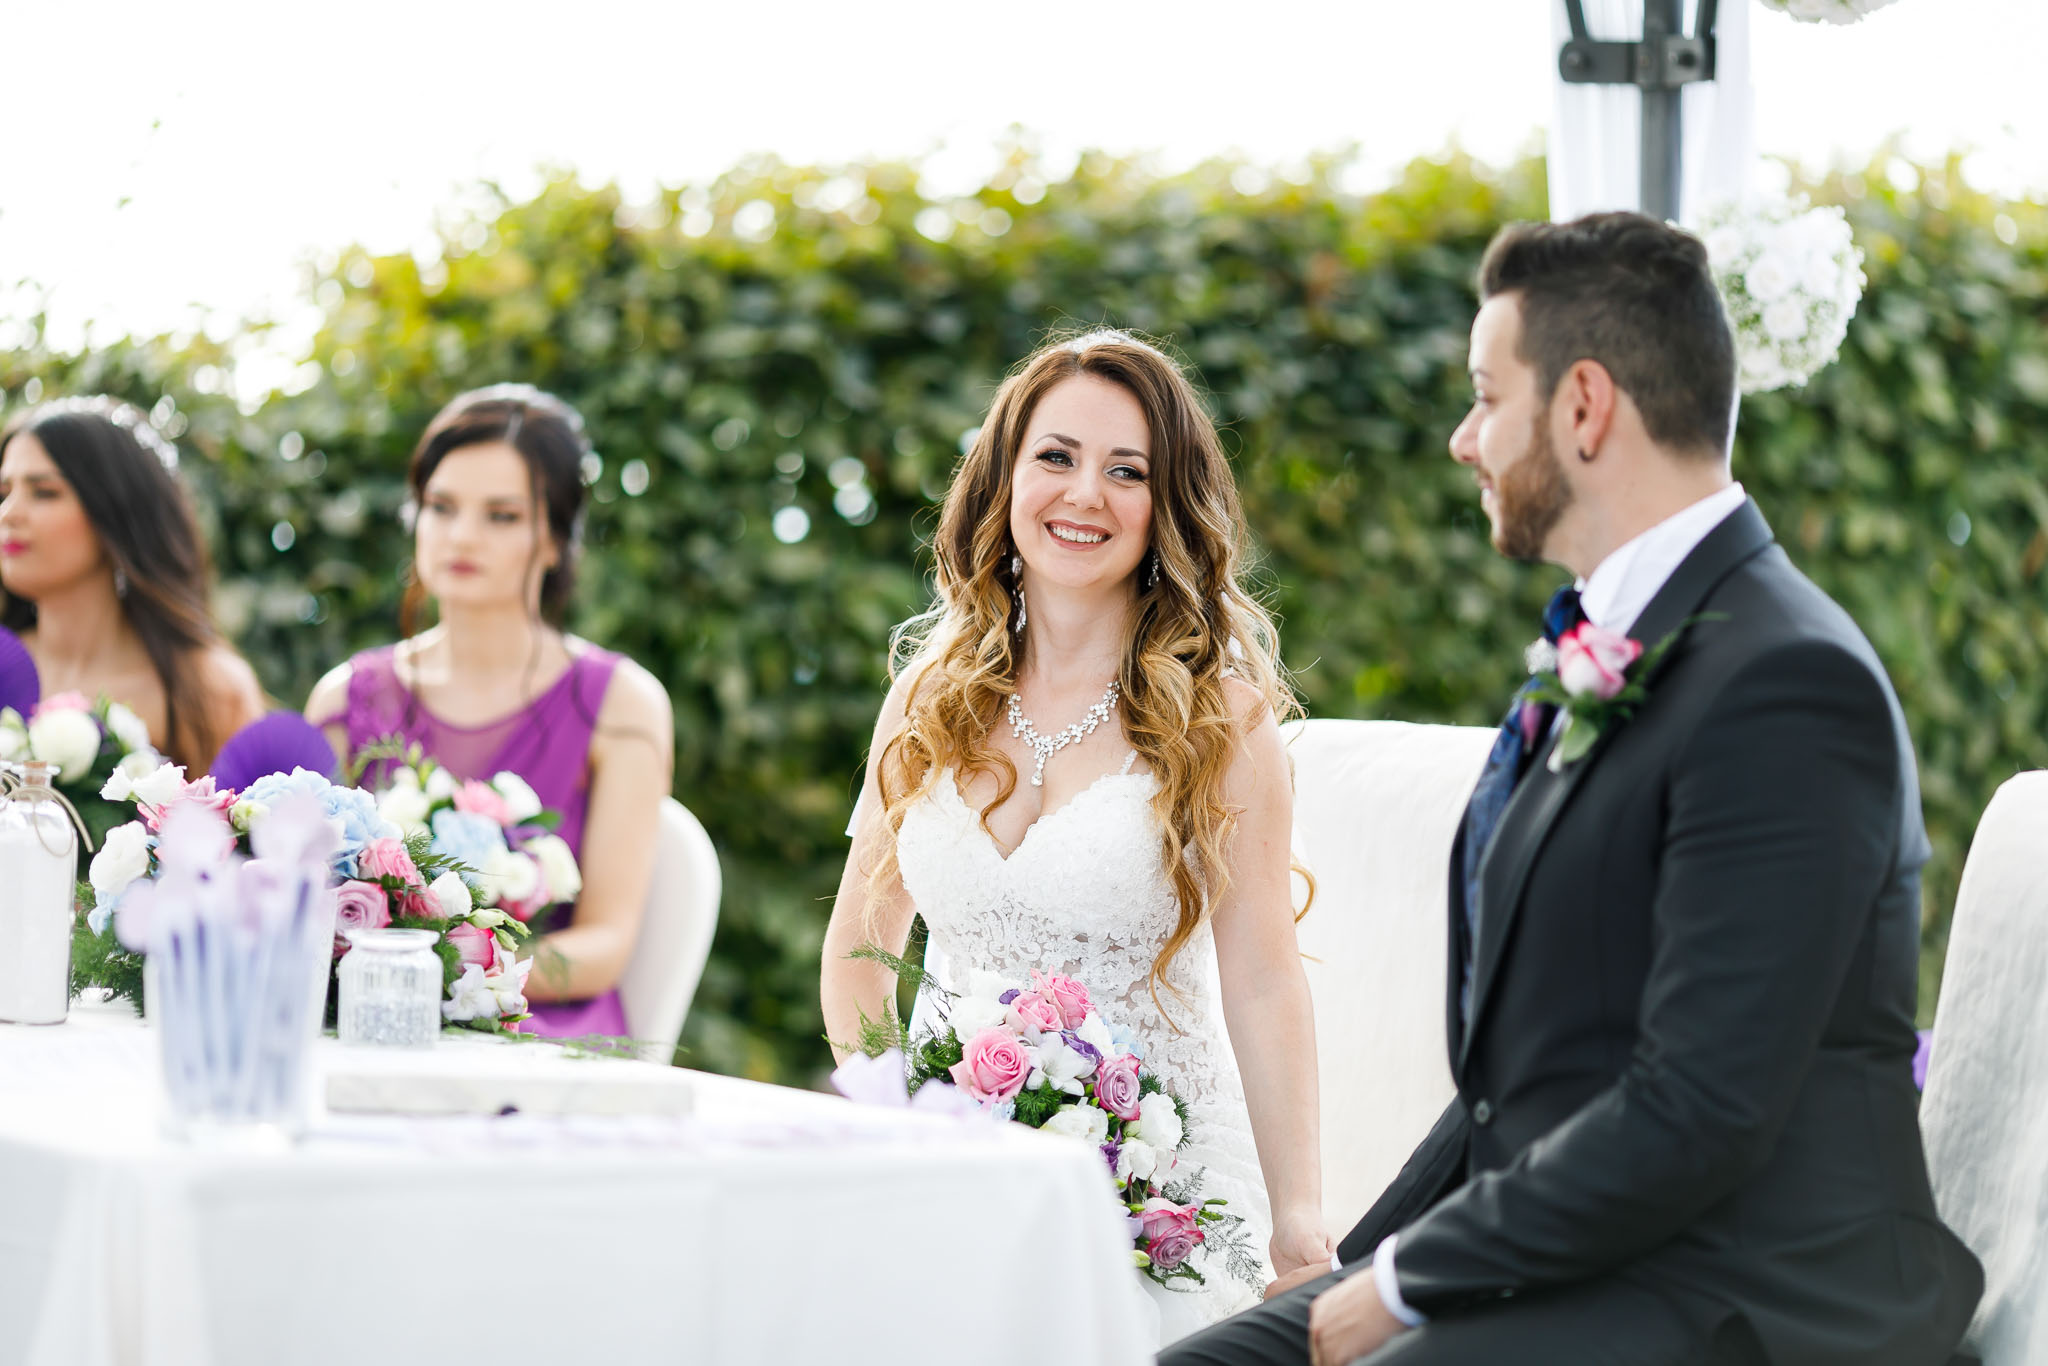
[337,928,443,1047]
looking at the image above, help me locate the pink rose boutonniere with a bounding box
[1527,615,1717,771]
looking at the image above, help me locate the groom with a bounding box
[1164,214,1982,1365]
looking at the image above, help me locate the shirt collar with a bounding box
[1577,483,1748,637]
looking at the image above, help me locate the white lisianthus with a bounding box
[489,771,543,823]
[423,766,460,802]
[1133,1092,1184,1151]
[0,707,30,761]
[229,799,269,834]
[27,707,102,779]
[523,832,580,902]
[1043,1101,1111,1145]
[99,748,160,802]
[484,945,532,1015]
[441,964,498,1022]
[1036,1033,1097,1095]
[480,848,541,907]
[427,870,473,919]
[1115,1138,1163,1184]
[102,702,151,755]
[88,820,152,904]
[1073,1009,1116,1060]
[465,906,509,929]
[377,783,433,832]
[112,761,189,808]
[949,971,1014,1034]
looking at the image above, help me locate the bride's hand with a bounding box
[1267,1207,1337,1282]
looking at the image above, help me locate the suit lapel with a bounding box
[1456,499,1778,1074]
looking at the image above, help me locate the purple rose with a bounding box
[1138,1198,1205,1272]
[332,879,391,957]
[1094,1053,1144,1121]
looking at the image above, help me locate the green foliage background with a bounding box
[5,149,2044,1083]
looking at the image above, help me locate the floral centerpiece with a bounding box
[0,692,158,865]
[847,951,1259,1292]
[82,761,536,1032]
[1758,0,1901,24]
[1697,194,1867,394]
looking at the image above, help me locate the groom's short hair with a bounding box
[1479,213,1736,459]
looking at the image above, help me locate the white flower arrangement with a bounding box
[1758,0,1901,24]
[1696,194,1866,394]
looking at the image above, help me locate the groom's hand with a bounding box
[1266,1261,1329,1299]
[1308,1272,1406,1366]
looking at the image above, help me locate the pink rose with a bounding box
[1007,991,1063,1035]
[35,691,92,713]
[444,921,497,969]
[1032,971,1093,1029]
[947,1027,1034,1104]
[1136,1198,1204,1271]
[452,780,514,827]
[356,836,421,886]
[332,879,391,956]
[1094,1053,1144,1121]
[141,775,236,833]
[1555,622,1643,701]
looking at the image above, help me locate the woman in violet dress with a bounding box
[305,385,673,1037]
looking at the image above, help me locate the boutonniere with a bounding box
[1525,618,1708,772]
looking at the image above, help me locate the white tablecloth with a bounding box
[0,1007,1153,1366]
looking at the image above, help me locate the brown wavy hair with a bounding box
[869,330,1299,1006]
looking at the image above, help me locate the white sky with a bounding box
[4,0,2042,359]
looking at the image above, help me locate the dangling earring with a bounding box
[1010,553,1027,634]
[113,567,129,599]
[1145,551,1161,590]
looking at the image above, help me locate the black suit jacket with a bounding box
[1338,502,1982,1364]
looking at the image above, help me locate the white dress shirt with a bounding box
[1343,482,1749,1325]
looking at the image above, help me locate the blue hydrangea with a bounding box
[1108,1022,1146,1065]
[430,808,509,887]
[240,767,398,877]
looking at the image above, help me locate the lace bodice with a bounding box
[897,766,1272,1336]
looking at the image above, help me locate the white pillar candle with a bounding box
[0,767,79,1025]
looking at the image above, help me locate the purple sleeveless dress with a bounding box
[342,643,630,1038]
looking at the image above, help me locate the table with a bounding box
[0,1006,1154,1366]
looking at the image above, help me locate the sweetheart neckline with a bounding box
[936,766,1156,866]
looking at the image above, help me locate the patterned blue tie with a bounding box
[1458,586,1584,1018]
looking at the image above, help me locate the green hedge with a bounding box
[5,149,2043,1082]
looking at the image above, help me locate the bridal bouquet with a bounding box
[852,955,1259,1292]
[1758,0,1901,24]
[84,761,535,1031]
[1697,194,1867,394]
[0,692,158,864]
[354,739,582,932]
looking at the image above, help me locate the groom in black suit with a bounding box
[1163,214,1981,1365]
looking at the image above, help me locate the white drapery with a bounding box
[1547,0,1755,224]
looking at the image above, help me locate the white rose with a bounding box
[1042,1102,1110,1146]
[424,766,459,802]
[1701,225,1744,265]
[523,833,580,902]
[27,707,101,780]
[1744,251,1796,303]
[480,848,540,907]
[1115,1138,1162,1184]
[0,708,28,762]
[489,771,543,823]
[1762,296,1810,345]
[427,869,473,919]
[378,783,433,832]
[88,820,153,902]
[102,702,152,755]
[950,989,1011,1035]
[1134,1092,1184,1151]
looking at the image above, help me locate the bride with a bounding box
[821,330,1331,1341]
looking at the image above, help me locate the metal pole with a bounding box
[1639,0,1685,221]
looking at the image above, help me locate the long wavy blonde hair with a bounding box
[868,330,1300,1004]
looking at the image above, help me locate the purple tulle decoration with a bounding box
[0,625,39,715]
[209,712,338,791]
[1913,1029,1933,1092]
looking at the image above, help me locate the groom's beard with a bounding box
[1492,422,1573,563]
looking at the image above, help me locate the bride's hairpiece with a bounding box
[31,394,180,471]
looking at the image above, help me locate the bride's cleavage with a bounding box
[950,766,1142,863]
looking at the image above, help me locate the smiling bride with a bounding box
[820,330,1332,1342]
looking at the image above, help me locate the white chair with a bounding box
[1282,717,1496,1234]
[1919,770,2048,1365]
[617,796,722,1065]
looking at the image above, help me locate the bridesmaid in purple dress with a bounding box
[305,384,674,1038]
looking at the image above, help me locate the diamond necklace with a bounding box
[1006,678,1121,788]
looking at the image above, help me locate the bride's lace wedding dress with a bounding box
[897,759,1273,1343]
